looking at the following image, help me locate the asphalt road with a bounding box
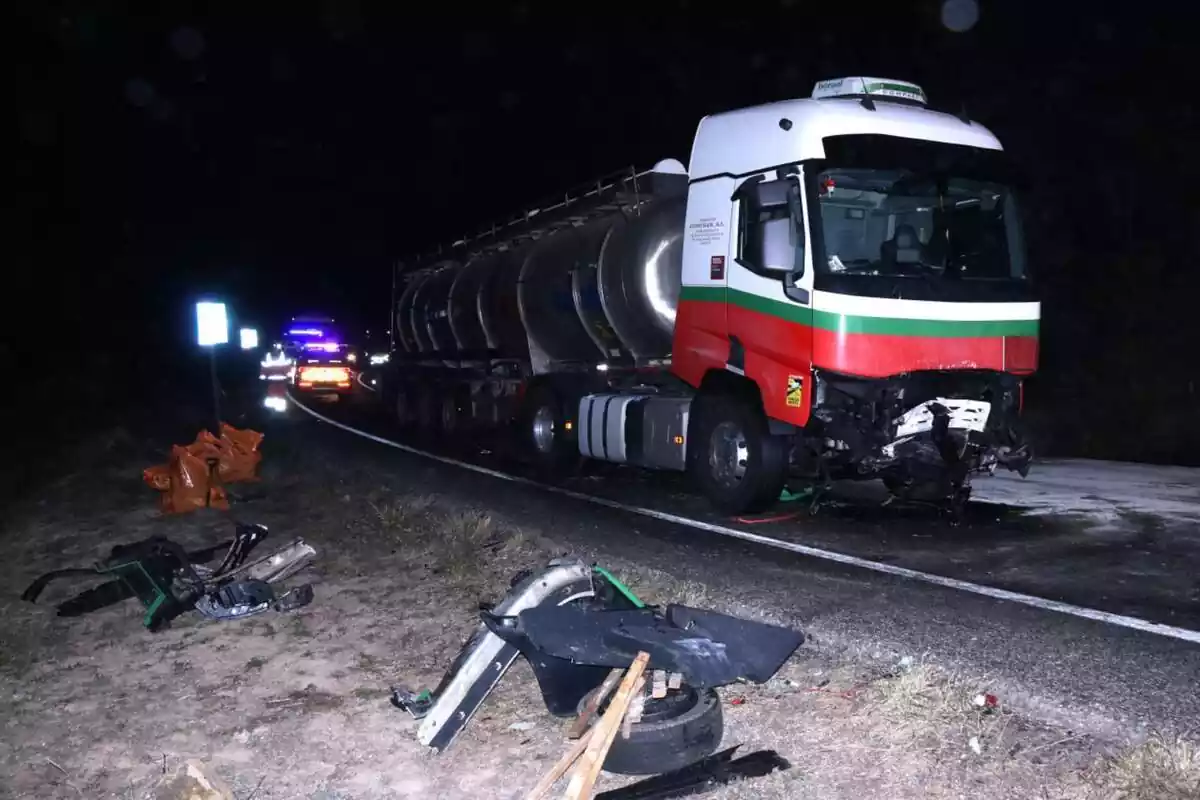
[256,385,1200,743]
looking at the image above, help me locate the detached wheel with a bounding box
[522,384,578,470]
[690,394,787,515]
[576,684,723,775]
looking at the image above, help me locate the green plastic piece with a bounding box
[779,487,814,503]
[593,565,645,609]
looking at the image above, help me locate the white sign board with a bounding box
[196,302,229,346]
[239,327,259,350]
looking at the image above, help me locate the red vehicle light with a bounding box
[299,366,350,383]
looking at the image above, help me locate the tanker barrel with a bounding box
[519,228,607,371]
[571,218,628,362]
[423,265,461,360]
[598,195,686,362]
[394,279,422,353]
[478,249,531,362]
[449,257,494,356]
[409,269,441,353]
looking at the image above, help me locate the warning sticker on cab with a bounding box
[786,375,804,408]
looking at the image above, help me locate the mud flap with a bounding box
[413,560,597,752]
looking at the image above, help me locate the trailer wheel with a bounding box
[440,390,465,436]
[523,384,577,470]
[690,394,787,515]
[415,385,440,433]
[394,384,416,427]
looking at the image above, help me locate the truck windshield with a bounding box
[816,168,1027,282]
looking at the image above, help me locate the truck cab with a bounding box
[671,78,1036,511]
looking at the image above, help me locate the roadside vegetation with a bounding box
[0,435,1195,798]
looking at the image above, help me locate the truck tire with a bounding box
[575,684,723,775]
[440,390,463,436]
[394,384,416,427]
[415,385,441,434]
[690,394,787,515]
[522,384,577,471]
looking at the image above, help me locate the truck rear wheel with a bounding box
[690,394,787,515]
[523,384,577,471]
[394,384,416,428]
[415,385,441,434]
[440,391,463,436]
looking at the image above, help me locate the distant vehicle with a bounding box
[283,315,359,366]
[383,78,1038,516]
[293,360,353,398]
[279,315,356,398]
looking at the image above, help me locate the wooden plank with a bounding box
[621,676,646,740]
[523,728,594,800]
[563,652,650,800]
[567,668,623,740]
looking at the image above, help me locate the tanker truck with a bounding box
[384,77,1038,515]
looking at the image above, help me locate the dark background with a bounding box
[12,1,1199,481]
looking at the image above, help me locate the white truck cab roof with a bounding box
[688,77,1003,181]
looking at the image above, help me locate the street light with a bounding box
[239,327,259,350]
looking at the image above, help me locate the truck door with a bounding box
[725,171,815,426]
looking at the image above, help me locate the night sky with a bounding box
[13,1,1198,463]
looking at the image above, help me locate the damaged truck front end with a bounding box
[807,369,1032,507]
[797,132,1039,511]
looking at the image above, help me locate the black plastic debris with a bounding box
[593,746,791,799]
[21,523,316,631]
[390,686,435,719]
[193,579,313,620]
[488,603,804,689]
[402,559,805,762]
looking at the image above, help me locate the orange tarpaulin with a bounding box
[141,423,263,514]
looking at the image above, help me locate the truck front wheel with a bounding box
[690,394,787,515]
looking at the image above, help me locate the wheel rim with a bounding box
[532,405,557,454]
[708,421,748,488]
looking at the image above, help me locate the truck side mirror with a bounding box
[760,217,796,273]
[735,176,805,277]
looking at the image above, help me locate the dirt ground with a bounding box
[0,429,1196,800]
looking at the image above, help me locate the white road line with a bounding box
[356,371,377,392]
[287,392,1200,647]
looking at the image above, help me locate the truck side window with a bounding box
[736,178,805,278]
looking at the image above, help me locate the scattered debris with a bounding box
[394,559,803,796]
[402,560,804,759]
[973,692,1000,711]
[390,687,434,719]
[593,746,791,800]
[563,652,651,799]
[152,759,234,800]
[142,423,263,514]
[21,523,315,631]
